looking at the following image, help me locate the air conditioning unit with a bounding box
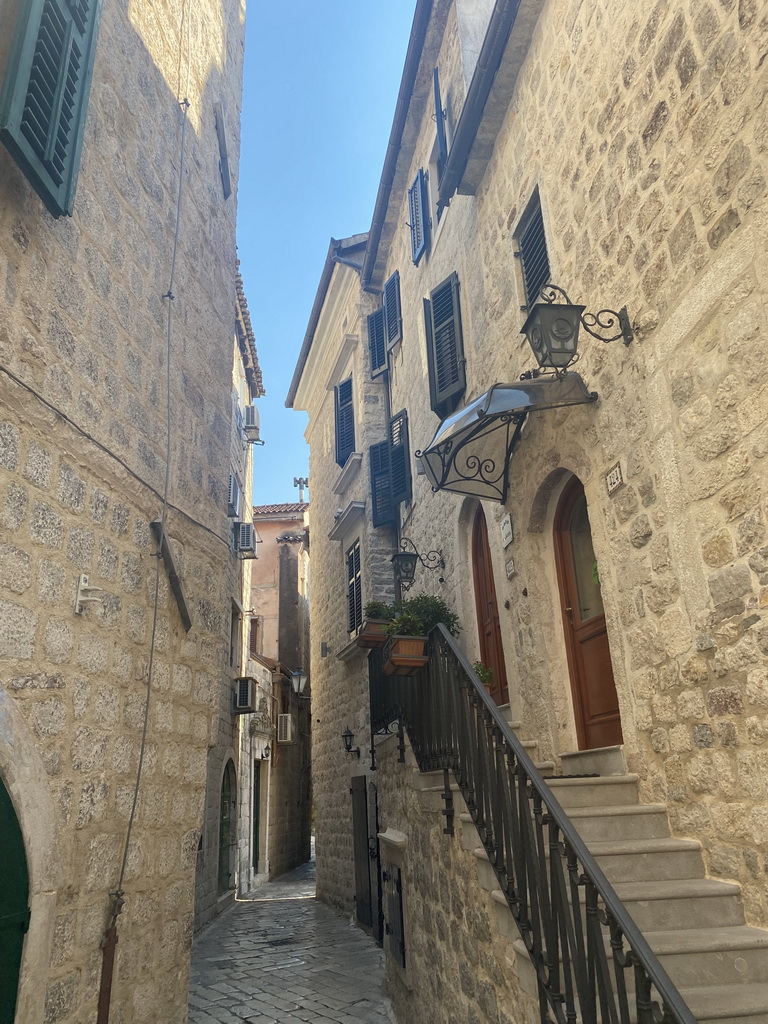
[276,713,295,744]
[233,676,256,713]
[235,522,256,555]
[244,404,261,443]
[227,475,241,518]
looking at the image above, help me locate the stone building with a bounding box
[288,1,768,1022]
[0,0,251,1020]
[234,501,311,887]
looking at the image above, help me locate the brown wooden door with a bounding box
[554,477,623,749]
[472,506,509,705]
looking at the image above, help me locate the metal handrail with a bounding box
[370,625,697,1024]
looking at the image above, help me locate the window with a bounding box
[515,191,550,309]
[368,271,402,379]
[0,0,101,217]
[229,603,241,670]
[408,168,429,265]
[248,616,261,658]
[334,377,355,467]
[346,540,362,634]
[370,410,412,528]
[424,272,466,418]
[368,307,387,378]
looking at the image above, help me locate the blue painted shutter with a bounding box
[334,377,355,467]
[389,410,411,506]
[370,440,395,528]
[425,273,466,417]
[368,307,387,378]
[433,67,448,180]
[383,271,402,351]
[0,0,101,217]
[408,168,429,265]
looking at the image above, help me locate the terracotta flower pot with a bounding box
[383,635,429,676]
[356,619,390,649]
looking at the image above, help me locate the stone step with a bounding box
[546,773,640,809]
[559,745,626,776]
[643,927,768,989]
[568,803,671,842]
[614,878,745,931]
[682,983,768,1024]
[585,836,705,884]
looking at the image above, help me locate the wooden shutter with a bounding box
[248,617,260,658]
[346,541,362,633]
[425,273,466,417]
[516,194,550,308]
[0,0,101,217]
[383,271,402,351]
[389,410,411,506]
[368,307,387,378]
[370,440,395,528]
[407,168,429,265]
[334,377,355,467]
[433,67,448,179]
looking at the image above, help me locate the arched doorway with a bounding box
[472,505,509,705]
[217,761,237,895]
[1,776,29,1023]
[554,476,622,749]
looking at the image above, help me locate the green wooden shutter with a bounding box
[389,410,411,506]
[0,779,29,1024]
[334,377,355,467]
[368,307,387,378]
[346,541,362,632]
[407,168,429,265]
[370,440,395,528]
[433,67,448,179]
[383,270,402,350]
[516,193,550,308]
[425,272,466,417]
[0,0,101,217]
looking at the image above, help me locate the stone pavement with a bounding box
[187,858,394,1024]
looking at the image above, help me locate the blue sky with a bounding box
[238,2,416,506]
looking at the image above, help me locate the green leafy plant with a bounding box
[384,595,461,638]
[473,662,493,688]
[363,600,395,621]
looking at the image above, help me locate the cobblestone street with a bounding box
[187,859,394,1024]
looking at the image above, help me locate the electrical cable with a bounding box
[0,362,230,551]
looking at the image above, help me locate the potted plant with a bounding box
[473,661,493,692]
[357,600,394,648]
[382,596,461,676]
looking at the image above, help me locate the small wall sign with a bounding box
[605,461,624,495]
[505,557,516,580]
[500,514,514,548]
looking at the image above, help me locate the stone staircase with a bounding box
[412,721,768,1024]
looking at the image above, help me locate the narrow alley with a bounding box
[187,860,394,1024]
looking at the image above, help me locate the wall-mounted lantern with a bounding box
[391,538,445,592]
[521,284,633,374]
[341,728,360,758]
[291,668,308,696]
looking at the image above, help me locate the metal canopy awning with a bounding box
[417,372,598,503]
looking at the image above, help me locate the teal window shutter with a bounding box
[425,272,466,418]
[334,377,355,467]
[383,270,402,350]
[433,67,448,180]
[389,410,411,506]
[407,168,429,265]
[368,307,387,378]
[370,440,395,528]
[0,0,101,217]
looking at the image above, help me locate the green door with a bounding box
[0,778,29,1024]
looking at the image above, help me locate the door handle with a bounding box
[564,606,574,626]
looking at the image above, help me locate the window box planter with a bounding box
[356,619,390,649]
[383,635,429,677]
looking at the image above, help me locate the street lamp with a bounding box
[341,728,360,758]
[391,538,445,592]
[291,668,308,696]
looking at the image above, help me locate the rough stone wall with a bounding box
[375,738,539,1024]
[372,0,768,931]
[0,0,246,1019]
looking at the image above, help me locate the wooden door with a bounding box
[472,506,509,705]
[554,477,623,749]
[351,776,373,929]
[218,761,236,894]
[252,760,261,873]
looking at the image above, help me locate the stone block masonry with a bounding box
[0,0,246,1019]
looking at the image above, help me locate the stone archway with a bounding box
[0,687,61,1024]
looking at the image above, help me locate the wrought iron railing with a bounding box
[370,625,696,1024]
